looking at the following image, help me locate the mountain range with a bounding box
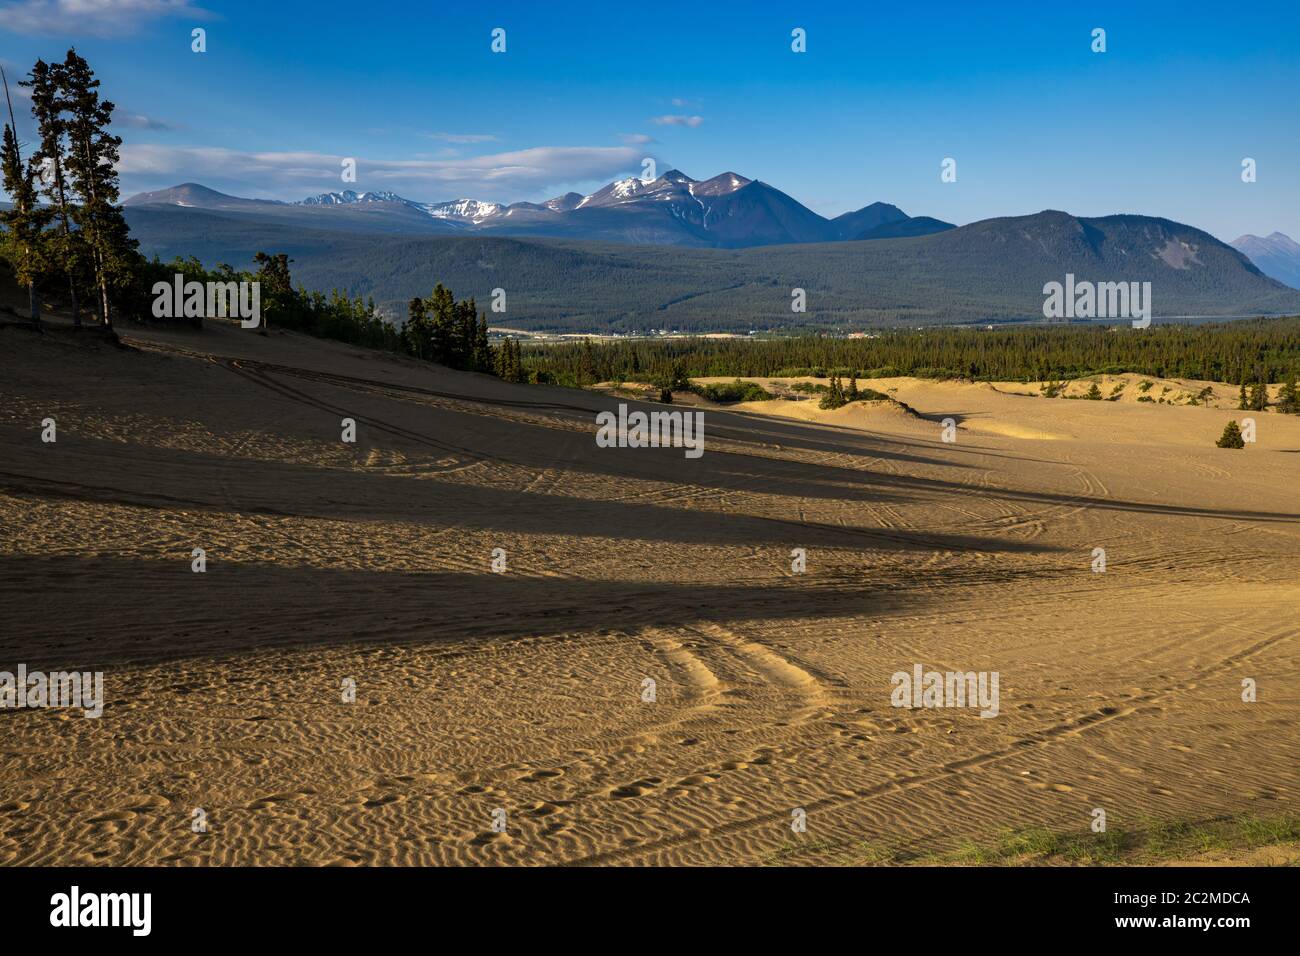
[121,193,1300,333]
[120,169,1300,331]
[1230,232,1300,291]
[124,170,956,249]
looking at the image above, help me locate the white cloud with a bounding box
[118,143,645,201]
[0,0,211,37]
[650,115,703,128]
[619,133,655,145]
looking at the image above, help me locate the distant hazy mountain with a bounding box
[125,170,947,249]
[829,201,908,239]
[1231,232,1300,290]
[123,201,1300,331]
[123,182,283,211]
[855,215,955,240]
[129,181,483,238]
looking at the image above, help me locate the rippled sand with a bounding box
[2,318,1296,865]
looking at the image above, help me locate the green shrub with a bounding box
[695,379,774,403]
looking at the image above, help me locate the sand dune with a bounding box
[2,319,1297,866]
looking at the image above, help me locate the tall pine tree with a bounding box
[58,49,137,329]
[22,58,81,325]
[1,68,49,327]
[473,311,492,372]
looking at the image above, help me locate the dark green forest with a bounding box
[519,319,1300,394]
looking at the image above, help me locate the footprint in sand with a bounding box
[87,809,136,827]
[249,790,314,810]
[609,777,663,799]
[517,768,564,783]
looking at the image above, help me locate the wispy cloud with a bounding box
[114,111,178,131]
[0,0,211,37]
[425,132,499,144]
[118,143,645,201]
[650,115,703,128]
[619,132,655,145]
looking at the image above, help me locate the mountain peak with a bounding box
[301,189,407,206]
[123,182,279,208]
[423,198,506,223]
[1231,232,1300,289]
[542,191,584,212]
[691,171,753,198]
[829,201,910,240]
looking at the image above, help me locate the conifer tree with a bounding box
[494,335,509,377]
[847,374,859,402]
[1,69,50,327]
[252,251,292,333]
[1278,369,1298,415]
[578,338,597,384]
[60,49,137,328]
[497,338,521,382]
[473,312,492,372]
[404,296,429,359]
[820,374,847,410]
[21,58,80,324]
[1238,374,1249,410]
[454,297,476,368]
[424,284,451,364]
[1216,420,1245,449]
[1249,378,1268,411]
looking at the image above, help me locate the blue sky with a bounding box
[2,0,1297,242]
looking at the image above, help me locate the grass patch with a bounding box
[843,812,1300,867]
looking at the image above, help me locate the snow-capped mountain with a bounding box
[544,192,584,212]
[127,170,955,248]
[302,189,408,205]
[1231,232,1300,290]
[423,198,506,223]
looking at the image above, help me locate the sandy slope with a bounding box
[1,319,1297,866]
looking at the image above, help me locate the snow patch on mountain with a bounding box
[302,190,406,205]
[423,199,505,223]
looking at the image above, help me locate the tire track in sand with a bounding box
[564,620,1297,865]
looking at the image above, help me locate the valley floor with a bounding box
[1,317,1297,865]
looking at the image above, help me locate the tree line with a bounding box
[402,285,522,381]
[520,320,1300,403]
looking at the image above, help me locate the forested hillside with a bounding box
[125,206,1300,331]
